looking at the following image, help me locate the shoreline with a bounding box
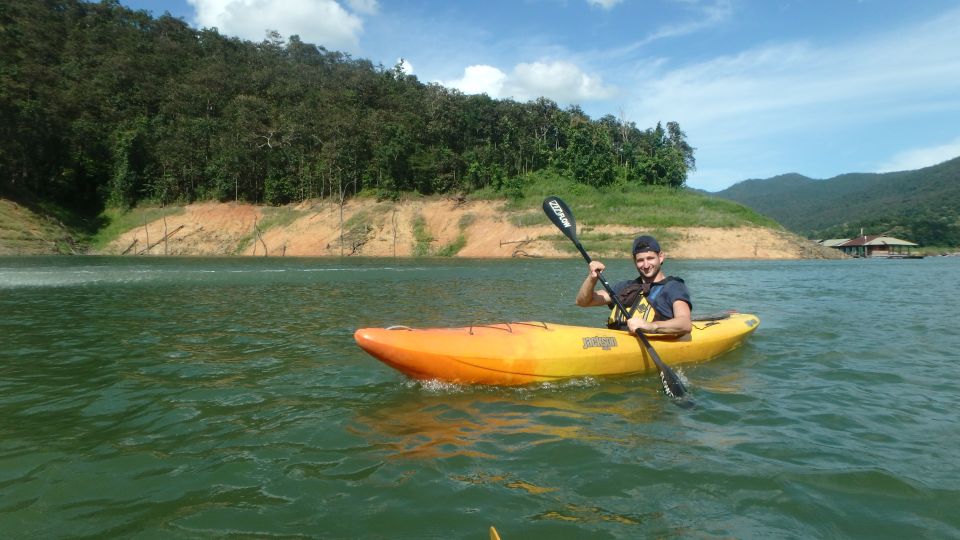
[2,196,845,259]
[96,199,843,260]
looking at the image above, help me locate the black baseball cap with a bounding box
[631,235,661,255]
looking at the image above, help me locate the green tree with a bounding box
[555,113,616,187]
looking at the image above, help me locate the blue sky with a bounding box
[118,0,960,192]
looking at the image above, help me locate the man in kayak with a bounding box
[575,235,692,336]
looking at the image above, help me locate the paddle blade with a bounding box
[542,196,577,241]
[660,367,688,399]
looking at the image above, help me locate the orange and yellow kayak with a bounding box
[354,312,759,385]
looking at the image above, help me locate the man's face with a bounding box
[634,250,664,280]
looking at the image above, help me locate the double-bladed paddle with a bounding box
[542,195,688,398]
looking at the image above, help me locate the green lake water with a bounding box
[1,256,958,539]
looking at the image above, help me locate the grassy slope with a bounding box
[493,170,780,228]
[0,199,79,254]
[87,206,187,252]
[478,171,781,254]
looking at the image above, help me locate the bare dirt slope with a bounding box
[99,197,842,259]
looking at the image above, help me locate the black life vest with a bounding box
[606,278,675,329]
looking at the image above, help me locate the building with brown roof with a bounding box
[829,235,921,258]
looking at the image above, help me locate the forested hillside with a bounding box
[1,0,695,225]
[714,157,960,246]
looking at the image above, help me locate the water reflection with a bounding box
[347,380,672,530]
[349,380,663,461]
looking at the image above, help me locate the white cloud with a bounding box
[508,61,617,102]
[345,0,378,15]
[187,0,369,52]
[636,0,732,46]
[444,65,508,97]
[442,61,615,103]
[587,0,623,9]
[628,42,831,134]
[876,137,960,173]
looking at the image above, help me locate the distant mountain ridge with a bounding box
[713,156,960,246]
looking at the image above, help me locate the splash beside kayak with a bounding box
[354,313,759,385]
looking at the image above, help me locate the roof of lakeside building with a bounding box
[838,235,918,247]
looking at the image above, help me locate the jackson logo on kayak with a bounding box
[547,200,572,229]
[582,336,618,351]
